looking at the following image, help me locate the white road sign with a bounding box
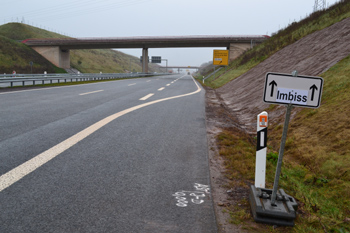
[263,72,323,108]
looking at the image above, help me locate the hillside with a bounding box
[217,16,350,134]
[204,1,350,232]
[0,23,161,74]
[0,36,66,73]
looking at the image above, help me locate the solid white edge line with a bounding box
[0,75,199,192]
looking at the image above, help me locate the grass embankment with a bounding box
[218,55,350,232]
[70,49,148,74]
[0,23,68,73]
[0,33,66,73]
[0,23,161,74]
[198,1,350,88]
[0,22,67,40]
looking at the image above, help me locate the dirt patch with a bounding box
[205,87,261,232]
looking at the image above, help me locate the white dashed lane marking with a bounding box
[139,93,154,101]
[79,90,104,96]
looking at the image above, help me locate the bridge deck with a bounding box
[22,35,269,49]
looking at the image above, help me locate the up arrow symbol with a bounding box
[310,84,318,101]
[269,80,277,97]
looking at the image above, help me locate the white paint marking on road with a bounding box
[0,75,198,192]
[166,84,171,86]
[146,80,151,82]
[158,87,165,91]
[173,183,210,207]
[128,83,136,86]
[79,90,104,96]
[139,93,154,101]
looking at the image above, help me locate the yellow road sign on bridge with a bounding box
[213,50,229,66]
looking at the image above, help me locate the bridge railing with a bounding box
[0,72,170,88]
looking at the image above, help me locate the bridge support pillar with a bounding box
[32,46,70,69]
[142,48,148,73]
[228,43,252,62]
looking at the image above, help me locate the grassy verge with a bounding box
[217,55,350,232]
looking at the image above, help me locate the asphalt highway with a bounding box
[0,74,217,232]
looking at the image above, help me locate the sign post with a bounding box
[249,71,323,226]
[263,72,323,108]
[151,56,162,63]
[212,50,229,80]
[263,71,323,205]
[270,103,292,205]
[213,50,229,66]
[29,61,33,74]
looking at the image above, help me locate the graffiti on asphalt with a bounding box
[173,183,210,207]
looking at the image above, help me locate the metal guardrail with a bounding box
[0,72,170,88]
[203,67,224,82]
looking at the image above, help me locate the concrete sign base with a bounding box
[249,185,298,226]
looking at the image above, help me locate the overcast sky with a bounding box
[1,0,340,67]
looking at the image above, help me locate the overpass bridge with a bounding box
[22,35,269,72]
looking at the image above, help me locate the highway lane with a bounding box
[0,74,218,232]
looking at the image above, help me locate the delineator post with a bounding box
[255,111,268,188]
